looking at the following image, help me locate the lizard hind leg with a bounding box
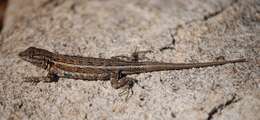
[110,70,148,100]
[111,50,152,62]
[110,76,136,99]
[131,49,152,62]
[110,72,145,100]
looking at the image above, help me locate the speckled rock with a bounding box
[0,0,259,120]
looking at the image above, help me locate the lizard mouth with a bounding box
[18,51,26,58]
[18,52,27,60]
[18,54,45,68]
[18,55,31,63]
[18,50,33,62]
[18,51,30,61]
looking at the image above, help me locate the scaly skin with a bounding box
[19,47,246,89]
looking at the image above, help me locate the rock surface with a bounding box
[0,0,259,120]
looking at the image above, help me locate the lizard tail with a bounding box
[164,58,246,70]
[125,58,246,74]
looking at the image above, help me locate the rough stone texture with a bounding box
[0,0,259,120]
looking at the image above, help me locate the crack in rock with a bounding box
[206,94,241,120]
[203,0,239,20]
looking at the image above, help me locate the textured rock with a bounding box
[0,0,259,120]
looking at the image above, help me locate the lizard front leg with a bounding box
[23,71,59,84]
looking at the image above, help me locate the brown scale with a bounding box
[53,62,107,74]
[53,54,138,66]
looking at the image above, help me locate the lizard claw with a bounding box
[118,87,134,101]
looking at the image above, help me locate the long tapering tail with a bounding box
[124,58,246,74]
[165,58,246,70]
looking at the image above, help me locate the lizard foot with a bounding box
[23,72,59,84]
[23,76,50,85]
[111,49,152,62]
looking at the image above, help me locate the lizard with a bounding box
[18,47,246,91]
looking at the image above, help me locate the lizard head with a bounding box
[19,47,54,69]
